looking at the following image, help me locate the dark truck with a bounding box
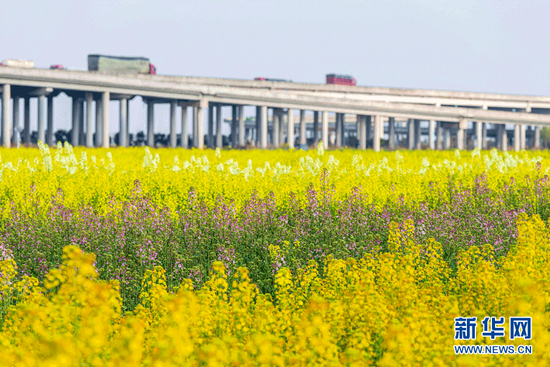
[88,55,156,75]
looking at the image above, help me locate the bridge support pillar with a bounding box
[475,121,482,149]
[273,109,279,148]
[443,128,450,149]
[356,115,361,149]
[24,97,30,145]
[436,122,443,150]
[535,126,541,149]
[321,111,328,149]
[429,120,436,149]
[71,98,79,146]
[498,125,508,151]
[96,96,103,147]
[359,115,367,150]
[47,95,54,146]
[457,118,467,150]
[207,105,214,149]
[313,111,319,145]
[119,98,128,147]
[261,106,267,148]
[514,124,521,152]
[388,117,395,150]
[299,110,306,146]
[373,115,382,152]
[192,105,198,147]
[335,113,342,148]
[520,124,526,150]
[231,105,237,147]
[181,105,188,148]
[280,111,285,145]
[255,106,261,147]
[37,95,46,145]
[216,104,222,148]
[85,93,94,147]
[408,119,414,150]
[1,84,10,147]
[170,101,177,148]
[482,123,488,148]
[196,100,206,149]
[238,105,245,147]
[102,91,109,148]
[414,120,421,149]
[288,108,295,148]
[12,96,19,147]
[147,100,154,147]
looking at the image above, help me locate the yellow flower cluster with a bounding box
[0,214,548,366]
[0,143,545,216]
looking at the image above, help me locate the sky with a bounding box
[0,0,549,136]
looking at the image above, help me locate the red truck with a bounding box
[326,74,356,86]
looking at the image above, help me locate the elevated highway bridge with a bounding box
[0,67,547,151]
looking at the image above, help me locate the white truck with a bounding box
[0,59,35,68]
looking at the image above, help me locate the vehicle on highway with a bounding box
[326,74,356,86]
[254,77,292,82]
[2,59,35,69]
[50,64,64,69]
[88,55,156,75]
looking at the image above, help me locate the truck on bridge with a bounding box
[326,74,356,86]
[254,77,292,82]
[0,59,35,68]
[88,54,156,75]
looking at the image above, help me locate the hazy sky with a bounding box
[1,0,549,136]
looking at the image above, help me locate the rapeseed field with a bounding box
[0,142,549,366]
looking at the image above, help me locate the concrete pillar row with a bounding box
[147,100,154,147]
[37,95,46,145]
[356,115,361,149]
[119,98,128,147]
[288,108,295,149]
[321,111,328,149]
[299,110,306,145]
